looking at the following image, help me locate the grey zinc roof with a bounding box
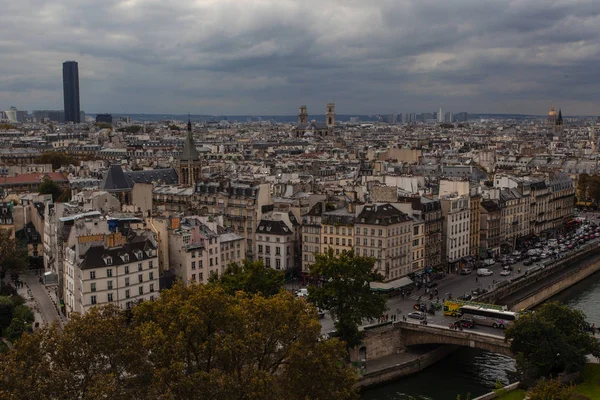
[101,165,132,191]
[180,130,200,162]
[102,165,178,191]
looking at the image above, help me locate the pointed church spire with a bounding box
[557,109,563,125]
[187,113,192,132]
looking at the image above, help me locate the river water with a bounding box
[362,270,600,400]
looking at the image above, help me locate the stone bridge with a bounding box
[353,321,512,362]
[397,321,512,356]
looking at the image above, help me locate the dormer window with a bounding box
[104,256,113,266]
[122,254,129,263]
[266,226,271,232]
[135,250,143,260]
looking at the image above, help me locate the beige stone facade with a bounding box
[355,204,413,281]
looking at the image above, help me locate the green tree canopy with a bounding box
[0,228,27,288]
[94,122,112,130]
[35,152,79,169]
[0,285,358,400]
[505,302,600,382]
[210,259,284,297]
[117,125,143,134]
[308,249,386,349]
[38,177,64,202]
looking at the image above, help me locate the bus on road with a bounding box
[458,305,519,329]
[443,299,507,317]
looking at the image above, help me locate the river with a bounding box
[362,270,600,400]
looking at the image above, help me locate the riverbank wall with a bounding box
[471,382,521,400]
[509,255,600,311]
[357,345,459,388]
[475,241,600,308]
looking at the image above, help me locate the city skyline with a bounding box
[1,1,599,115]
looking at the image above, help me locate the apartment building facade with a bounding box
[355,204,413,281]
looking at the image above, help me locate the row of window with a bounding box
[90,272,155,292]
[89,284,155,305]
[257,245,291,255]
[257,257,289,270]
[88,261,154,280]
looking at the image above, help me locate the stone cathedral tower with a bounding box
[298,105,308,124]
[326,103,335,128]
[178,117,202,186]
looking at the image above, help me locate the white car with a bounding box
[483,259,496,266]
[500,269,511,276]
[540,253,549,259]
[295,288,308,298]
[477,268,494,276]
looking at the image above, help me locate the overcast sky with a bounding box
[1,0,599,115]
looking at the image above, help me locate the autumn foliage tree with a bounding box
[0,284,358,400]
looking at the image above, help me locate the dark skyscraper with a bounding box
[62,61,80,123]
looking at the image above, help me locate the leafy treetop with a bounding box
[209,259,284,297]
[505,302,600,382]
[0,284,359,400]
[308,248,386,349]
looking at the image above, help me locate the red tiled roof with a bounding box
[0,172,68,186]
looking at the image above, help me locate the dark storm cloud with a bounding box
[0,0,598,115]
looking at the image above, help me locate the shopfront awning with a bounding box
[370,277,413,292]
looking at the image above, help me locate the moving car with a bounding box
[477,268,493,276]
[500,269,511,276]
[483,259,495,266]
[460,268,472,275]
[523,258,534,266]
[407,311,426,320]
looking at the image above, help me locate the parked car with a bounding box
[457,318,475,329]
[523,258,534,266]
[295,288,309,298]
[460,268,472,275]
[502,264,513,271]
[483,259,495,266]
[317,309,326,319]
[407,311,426,320]
[477,268,493,276]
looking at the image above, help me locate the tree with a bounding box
[505,302,600,382]
[578,173,590,202]
[94,122,112,130]
[0,305,151,400]
[0,229,27,288]
[35,152,79,169]
[308,249,387,349]
[0,285,358,400]
[56,187,72,203]
[527,378,583,400]
[38,177,64,202]
[210,259,284,297]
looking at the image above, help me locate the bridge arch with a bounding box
[398,322,512,357]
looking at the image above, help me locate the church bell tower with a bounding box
[326,103,335,131]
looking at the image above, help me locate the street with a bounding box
[20,273,65,328]
[319,232,600,337]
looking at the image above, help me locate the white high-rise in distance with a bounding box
[438,108,443,123]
